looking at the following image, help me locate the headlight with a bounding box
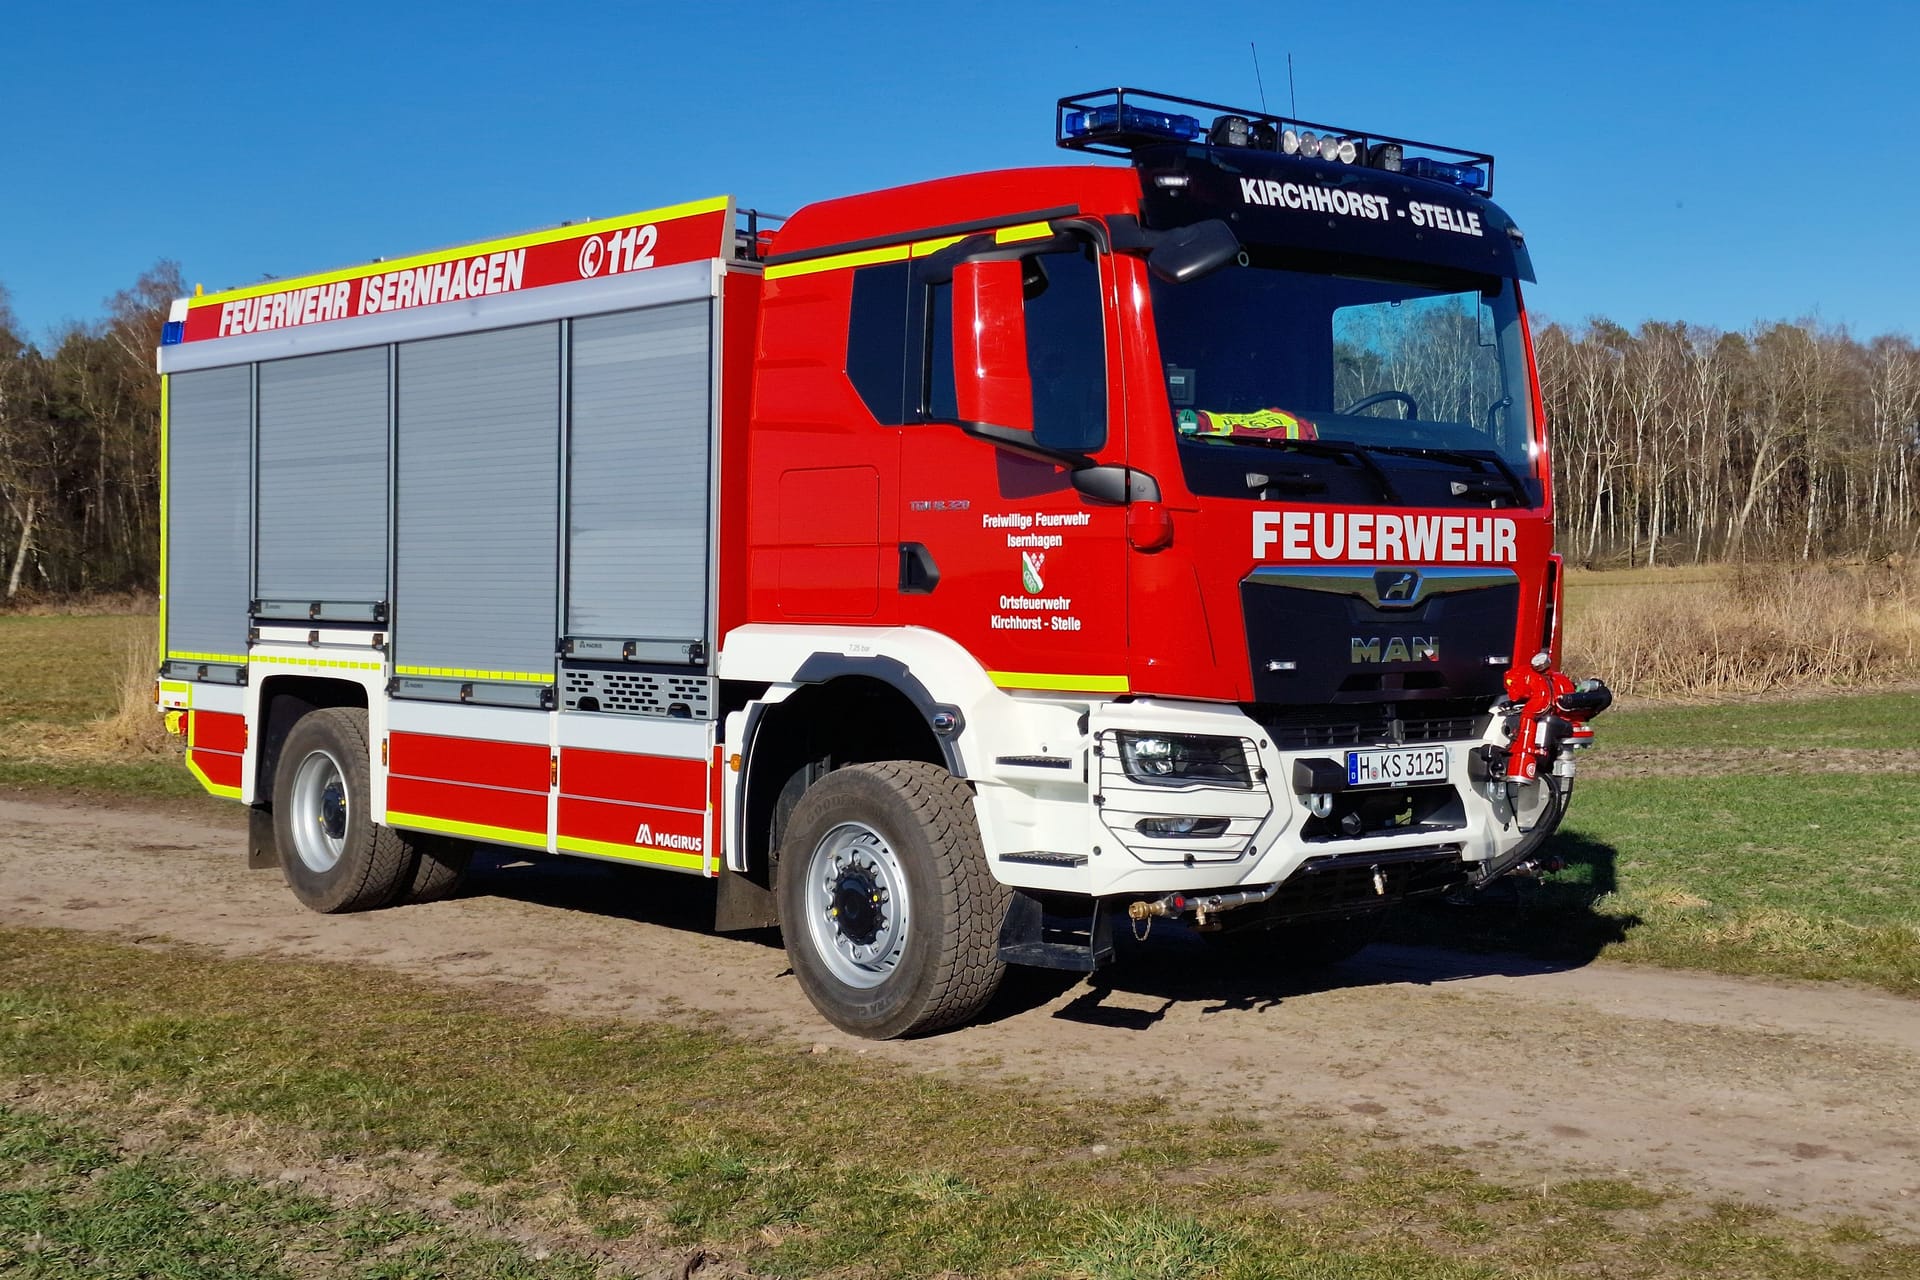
[1115,732,1253,788]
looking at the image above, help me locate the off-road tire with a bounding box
[272,707,415,914]
[1208,911,1385,970]
[777,761,1008,1039]
[397,835,474,905]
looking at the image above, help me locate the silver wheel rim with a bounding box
[289,749,350,873]
[804,821,910,989]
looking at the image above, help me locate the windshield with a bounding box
[1149,256,1538,498]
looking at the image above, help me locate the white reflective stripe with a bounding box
[385,700,551,745]
[555,713,712,758]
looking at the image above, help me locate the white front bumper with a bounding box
[972,696,1521,899]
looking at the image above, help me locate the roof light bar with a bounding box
[1055,87,1496,195]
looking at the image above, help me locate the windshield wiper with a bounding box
[1359,445,1531,506]
[1206,435,1402,503]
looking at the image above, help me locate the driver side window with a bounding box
[923,242,1109,452]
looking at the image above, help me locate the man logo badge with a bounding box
[1351,636,1440,663]
[1374,569,1420,606]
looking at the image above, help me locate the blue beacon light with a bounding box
[1063,104,1203,142]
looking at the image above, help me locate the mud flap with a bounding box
[997,891,1115,972]
[247,805,276,870]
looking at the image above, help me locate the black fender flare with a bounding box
[789,653,967,776]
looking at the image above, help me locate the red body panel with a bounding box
[190,709,246,754]
[389,732,547,793]
[388,775,548,835]
[559,748,706,808]
[187,710,245,791]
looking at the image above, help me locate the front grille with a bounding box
[1248,699,1491,751]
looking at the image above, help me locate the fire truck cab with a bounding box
[156,88,1608,1038]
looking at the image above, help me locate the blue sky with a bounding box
[3,1,1915,341]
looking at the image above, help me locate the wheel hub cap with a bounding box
[289,749,349,874]
[805,821,910,990]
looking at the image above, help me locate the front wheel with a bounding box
[777,762,1008,1039]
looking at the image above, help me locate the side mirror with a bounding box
[952,259,1033,431]
[1146,219,1243,285]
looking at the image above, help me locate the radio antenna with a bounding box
[1287,52,1298,117]
[1250,42,1269,114]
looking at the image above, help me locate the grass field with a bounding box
[2,607,1918,1274]
[0,612,204,801]
[2,927,1915,1279]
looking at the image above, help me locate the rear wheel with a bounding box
[273,707,414,913]
[777,762,1007,1039]
[397,835,474,905]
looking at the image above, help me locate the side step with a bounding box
[997,891,1114,972]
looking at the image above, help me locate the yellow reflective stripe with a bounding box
[168,651,248,664]
[557,834,706,872]
[764,242,910,281]
[158,375,169,661]
[764,223,1052,281]
[184,752,243,800]
[191,195,734,308]
[158,681,190,695]
[253,656,384,671]
[988,670,1130,694]
[394,665,554,684]
[386,812,547,849]
[994,221,1053,243]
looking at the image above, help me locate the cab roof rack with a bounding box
[1055,86,1497,196]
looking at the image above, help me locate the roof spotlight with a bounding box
[1367,142,1404,172]
[1332,137,1358,164]
[1298,131,1320,158]
[1281,128,1301,155]
[1209,114,1252,147]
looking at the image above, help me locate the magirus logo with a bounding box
[634,822,703,854]
[1020,551,1046,594]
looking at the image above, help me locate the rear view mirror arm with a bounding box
[947,420,1160,505]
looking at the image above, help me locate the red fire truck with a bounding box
[156,88,1610,1038]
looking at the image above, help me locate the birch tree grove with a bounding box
[1538,316,1920,565]
[0,263,178,598]
[0,265,1916,600]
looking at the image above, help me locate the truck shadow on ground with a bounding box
[1028,831,1639,1033]
[452,831,1637,1034]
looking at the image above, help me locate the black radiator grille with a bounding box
[1248,700,1492,751]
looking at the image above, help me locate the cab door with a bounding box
[894,231,1130,695]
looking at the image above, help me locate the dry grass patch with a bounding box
[1565,561,1920,696]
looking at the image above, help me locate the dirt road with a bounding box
[3,792,1916,1229]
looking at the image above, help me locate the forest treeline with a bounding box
[0,261,1916,599]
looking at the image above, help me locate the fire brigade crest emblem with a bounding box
[1021,551,1046,594]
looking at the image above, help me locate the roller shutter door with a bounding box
[393,324,560,690]
[566,302,713,655]
[164,366,252,667]
[255,347,389,615]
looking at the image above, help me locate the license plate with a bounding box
[1345,746,1449,788]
